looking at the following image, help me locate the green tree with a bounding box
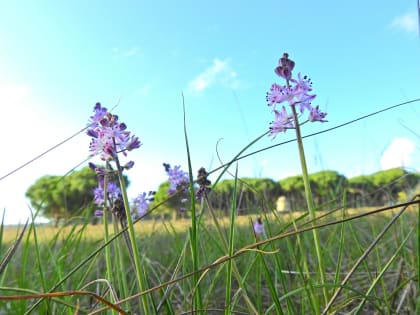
[369,168,420,204]
[279,175,307,211]
[309,170,348,206]
[348,175,375,206]
[348,168,420,206]
[209,178,282,214]
[280,171,348,211]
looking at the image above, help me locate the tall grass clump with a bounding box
[0,53,419,315]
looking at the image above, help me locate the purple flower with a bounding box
[88,162,108,175]
[253,217,265,235]
[292,72,313,94]
[274,53,295,80]
[265,54,328,137]
[88,103,108,127]
[93,181,121,205]
[308,105,328,122]
[93,186,105,205]
[291,73,316,113]
[126,136,142,151]
[94,209,104,217]
[269,106,294,138]
[107,182,121,200]
[132,191,155,219]
[195,167,211,200]
[266,84,297,107]
[163,163,189,195]
[87,103,141,161]
[266,83,285,107]
[266,73,316,112]
[295,92,316,114]
[122,160,135,170]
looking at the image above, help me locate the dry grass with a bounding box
[3,205,415,244]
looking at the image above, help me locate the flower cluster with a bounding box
[163,163,189,194]
[87,103,142,161]
[132,191,155,219]
[87,103,146,222]
[89,162,121,216]
[266,53,327,138]
[196,167,211,200]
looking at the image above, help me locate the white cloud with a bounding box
[390,12,418,34]
[380,138,415,170]
[112,47,138,58]
[188,58,240,93]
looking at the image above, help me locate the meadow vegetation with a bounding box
[0,53,419,314]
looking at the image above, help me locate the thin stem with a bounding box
[182,95,203,311]
[290,104,329,308]
[101,166,117,313]
[113,153,151,313]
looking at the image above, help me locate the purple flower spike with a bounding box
[163,163,189,195]
[308,105,328,122]
[265,53,326,138]
[132,191,155,219]
[87,102,142,161]
[88,102,108,127]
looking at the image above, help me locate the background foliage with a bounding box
[26,167,419,224]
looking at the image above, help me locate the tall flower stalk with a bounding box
[87,103,151,313]
[266,53,329,308]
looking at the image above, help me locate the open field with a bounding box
[2,206,413,244]
[1,203,418,314]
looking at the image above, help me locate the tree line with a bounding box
[26,167,419,223]
[202,168,419,215]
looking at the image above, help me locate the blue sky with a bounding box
[0,1,419,225]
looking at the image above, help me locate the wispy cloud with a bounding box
[112,47,138,58]
[390,12,418,34]
[188,58,240,93]
[380,138,415,170]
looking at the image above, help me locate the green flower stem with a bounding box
[291,104,329,307]
[114,155,150,313]
[101,167,117,312]
[112,217,130,310]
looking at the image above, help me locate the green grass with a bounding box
[0,204,418,314]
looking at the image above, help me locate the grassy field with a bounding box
[0,204,418,314]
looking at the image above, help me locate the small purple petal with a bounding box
[253,218,265,235]
[269,106,294,138]
[308,106,328,122]
[87,128,99,138]
[94,209,104,217]
[123,160,135,169]
[126,136,142,151]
